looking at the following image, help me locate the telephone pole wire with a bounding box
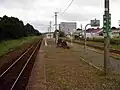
[61,0,74,15]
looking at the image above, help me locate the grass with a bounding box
[0,36,41,56]
[111,45,120,50]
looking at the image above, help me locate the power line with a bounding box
[61,0,74,15]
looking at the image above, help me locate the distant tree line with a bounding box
[0,15,41,41]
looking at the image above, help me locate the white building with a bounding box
[59,22,76,34]
[73,28,120,39]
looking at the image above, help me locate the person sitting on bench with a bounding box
[62,40,70,49]
[56,39,62,48]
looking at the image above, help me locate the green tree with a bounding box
[0,15,41,41]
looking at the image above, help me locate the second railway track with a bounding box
[66,39,120,55]
[0,39,42,90]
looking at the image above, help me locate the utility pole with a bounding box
[49,21,52,38]
[55,12,58,30]
[48,27,49,33]
[54,12,58,43]
[81,24,82,30]
[103,0,111,74]
[119,20,120,28]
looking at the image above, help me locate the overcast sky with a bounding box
[0,0,120,32]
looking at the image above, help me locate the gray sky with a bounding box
[0,0,120,32]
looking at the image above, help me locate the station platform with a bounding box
[25,39,120,90]
[69,42,120,74]
[25,39,45,90]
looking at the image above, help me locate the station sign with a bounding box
[90,19,100,27]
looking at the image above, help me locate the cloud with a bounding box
[29,20,53,33]
[59,5,102,22]
[0,0,36,9]
[74,0,103,7]
[60,12,92,21]
[0,0,119,32]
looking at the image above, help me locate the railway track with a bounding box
[87,44,120,55]
[0,39,42,90]
[66,39,120,55]
[110,50,120,55]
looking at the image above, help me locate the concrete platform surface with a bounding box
[26,39,120,90]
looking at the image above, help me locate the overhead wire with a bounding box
[60,0,74,15]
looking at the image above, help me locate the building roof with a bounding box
[86,28,101,33]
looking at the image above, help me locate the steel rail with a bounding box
[0,42,36,78]
[10,41,40,90]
